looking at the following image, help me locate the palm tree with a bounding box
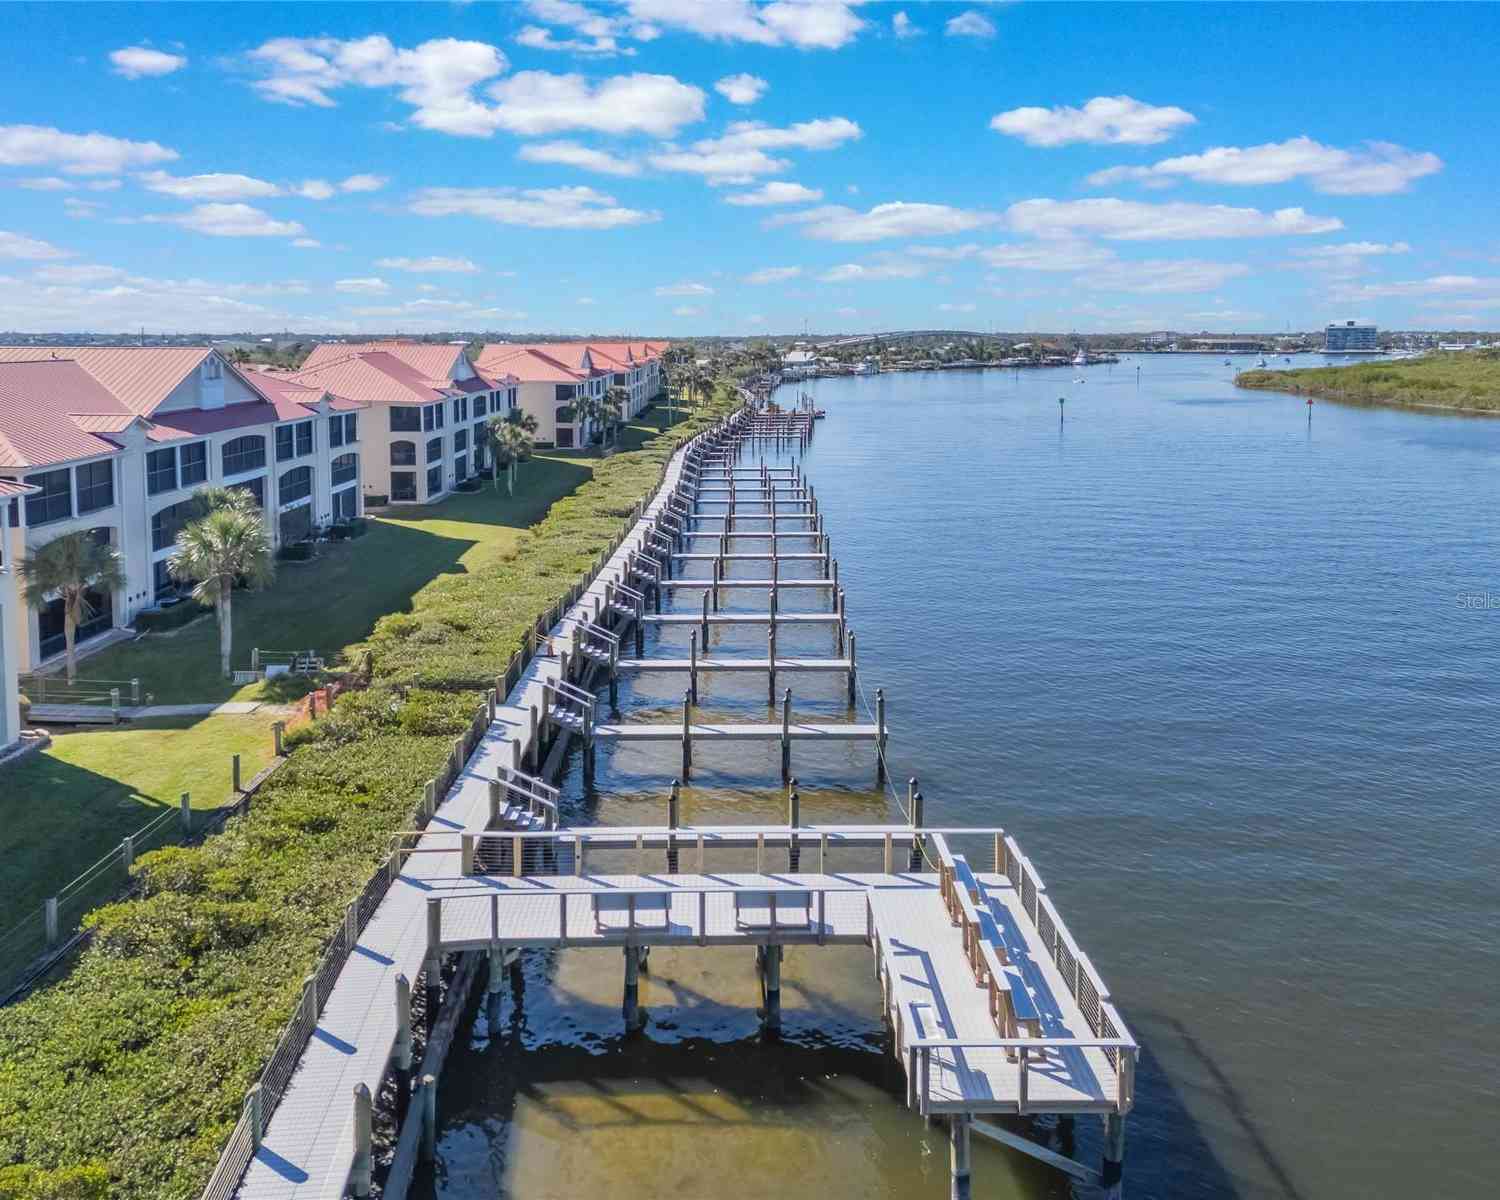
[19,532,126,683]
[190,484,260,518]
[572,392,605,450]
[487,412,535,496]
[168,505,275,678]
[603,385,628,447]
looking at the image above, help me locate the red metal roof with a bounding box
[473,345,592,384]
[0,359,133,468]
[301,339,470,382]
[287,351,448,407]
[0,345,214,416]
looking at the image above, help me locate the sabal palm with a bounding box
[572,393,604,448]
[168,506,275,678]
[603,386,628,446]
[487,414,535,496]
[190,485,260,519]
[19,532,126,683]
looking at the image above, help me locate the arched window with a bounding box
[222,435,266,476]
[278,465,312,506]
[390,440,416,467]
[331,453,357,487]
[555,405,575,425]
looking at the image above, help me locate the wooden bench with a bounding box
[592,891,672,933]
[734,889,811,931]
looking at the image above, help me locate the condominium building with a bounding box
[473,341,667,448]
[1324,321,1380,353]
[0,346,365,673]
[289,341,519,505]
[0,481,39,750]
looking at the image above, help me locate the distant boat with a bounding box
[1224,359,1232,366]
[1285,356,1292,363]
[1072,349,1087,367]
[1256,355,1268,367]
[1072,375,1086,383]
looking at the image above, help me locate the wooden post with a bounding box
[875,688,887,784]
[44,897,58,949]
[302,973,318,1028]
[700,589,710,646]
[847,631,857,704]
[423,779,437,819]
[489,777,502,825]
[425,898,443,998]
[787,784,800,872]
[528,704,540,770]
[273,720,285,756]
[681,689,692,775]
[609,638,620,707]
[1102,1113,1126,1195]
[780,687,792,783]
[120,835,134,870]
[837,589,846,654]
[232,753,242,794]
[351,1083,373,1196]
[461,833,476,875]
[308,689,319,720]
[394,973,413,1072]
[689,629,699,704]
[667,780,680,873]
[179,792,192,834]
[248,1083,264,1150]
[419,1074,438,1162]
[910,788,925,872]
[623,945,642,1031]
[110,687,120,724]
[762,944,782,1033]
[767,624,777,705]
[950,1115,972,1200]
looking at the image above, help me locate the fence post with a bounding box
[351,1083,373,1196]
[232,753,242,794]
[419,1074,438,1162]
[120,835,134,870]
[273,720,285,756]
[248,1083,264,1149]
[110,688,120,724]
[179,792,192,835]
[251,647,260,672]
[302,973,319,1028]
[130,677,140,705]
[44,897,59,949]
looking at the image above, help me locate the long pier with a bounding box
[216,402,1135,1200]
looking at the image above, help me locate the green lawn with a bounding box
[0,712,283,927]
[1235,349,1500,412]
[69,406,684,705]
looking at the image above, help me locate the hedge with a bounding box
[132,601,209,634]
[0,389,737,1199]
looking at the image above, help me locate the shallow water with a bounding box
[420,356,1500,1199]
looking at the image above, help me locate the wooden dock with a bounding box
[218,404,1134,1200]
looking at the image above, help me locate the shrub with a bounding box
[0,1163,110,1200]
[276,543,313,562]
[364,494,389,508]
[133,601,209,633]
[17,692,30,726]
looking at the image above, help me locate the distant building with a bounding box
[1325,321,1379,353]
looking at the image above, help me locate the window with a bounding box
[426,465,442,497]
[390,440,416,467]
[454,455,467,482]
[276,420,312,462]
[334,487,357,520]
[473,422,487,467]
[278,465,312,506]
[331,453,357,487]
[202,356,222,381]
[391,471,417,502]
[474,394,487,418]
[180,442,207,486]
[151,499,196,552]
[223,435,266,476]
[275,425,293,462]
[555,384,574,403]
[556,427,574,449]
[555,405,575,425]
[422,406,435,432]
[452,397,467,423]
[146,447,178,496]
[435,404,446,429]
[76,459,114,515]
[454,429,468,453]
[296,421,313,457]
[507,388,517,410]
[426,437,443,463]
[329,412,357,447]
[24,468,72,526]
[391,406,421,432]
[153,558,176,600]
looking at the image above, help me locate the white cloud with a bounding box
[1082,259,1251,294]
[991,96,1196,147]
[744,266,802,284]
[32,263,124,283]
[817,259,927,282]
[1004,198,1341,240]
[1295,241,1411,259]
[340,173,388,193]
[376,256,480,273]
[489,71,705,137]
[109,46,187,79]
[1328,275,1500,301]
[410,185,659,229]
[0,230,72,260]
[981,240,1118,271]
[908,243,980,261]
[18,176,74,191]
[622,0,866,50]
[655,281,714,296]
[515,26,634,57]
[144,202,306,237]
[138,170,282,201]
[651,116,860,183]
[774,201,998,242]
[892,11,919,38]
[577,296,597,305]
[518,140,641,176]
[62,198,105,219]
[291,237,322,248]
[938,301,976,312]
[293,179,336,200]
[673,304,703,317]
[724,181,823,206]
[86,179,122,192]
[514,0,653,56]
[335,277,391,294]
[945,11,996,39]
[715,73,768,105]
[1086,137,1442,196]
[0,123,178,175]
[247,35,510,137]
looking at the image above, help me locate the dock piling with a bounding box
[780,688,792,782]
[768,624,777,703]
[1102,1114,1126,1197]
[667,781,680,872]
[623,945,644,1031]
[419,1075,437,1162]
[689,630,699,703]
[681,689,692,775]
[788,783,801,872]
[351,1084,373,1196]
[394,973,413,1073]
[950,1116,973,1200]
[876,688,888,784]
[701,589,710,645]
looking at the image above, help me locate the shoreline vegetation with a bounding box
[1234,350,1500,413]
[0,389,736,1200]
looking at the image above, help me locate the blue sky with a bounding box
[1,1,1496,336]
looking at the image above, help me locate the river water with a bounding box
[419,356,1499,1200]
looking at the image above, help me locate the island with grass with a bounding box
[1235,350,1500,413]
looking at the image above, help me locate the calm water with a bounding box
[421,357,1500,1200]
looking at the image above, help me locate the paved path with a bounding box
[30,700,274,724]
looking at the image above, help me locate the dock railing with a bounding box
[904,1036,1137,1117]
